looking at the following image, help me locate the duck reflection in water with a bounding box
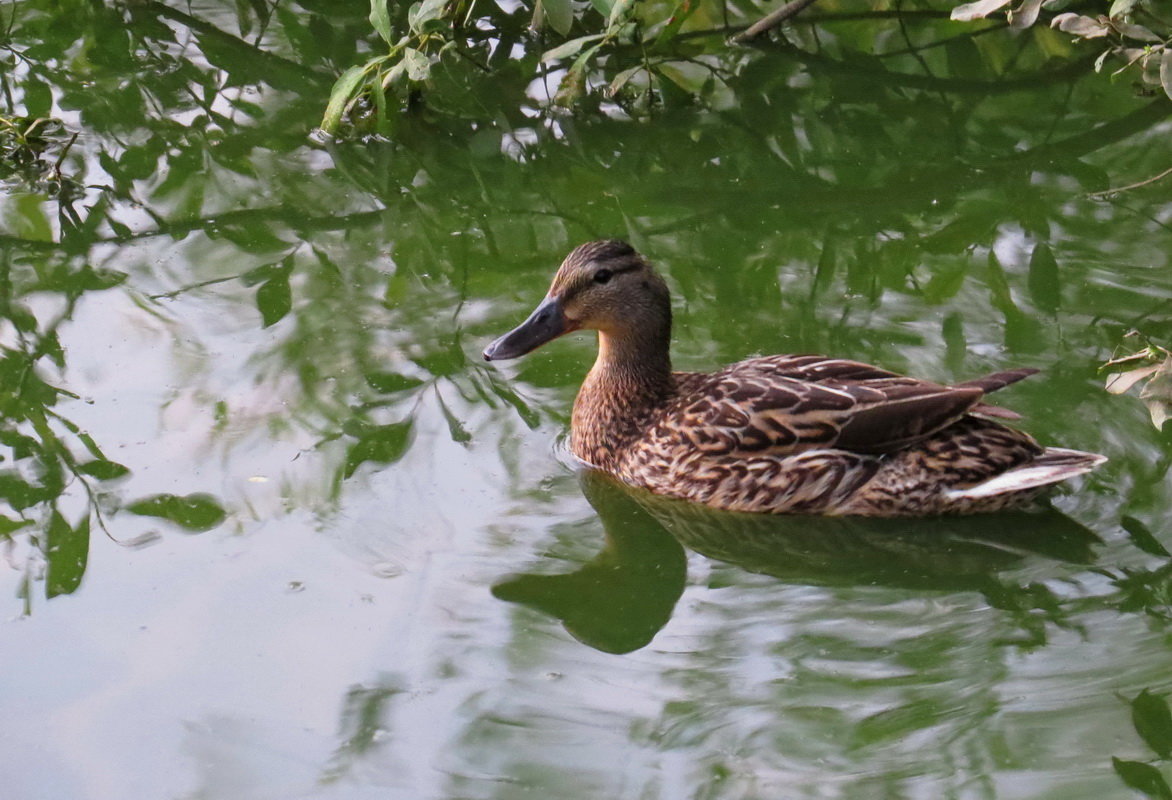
[493,470,1100,654]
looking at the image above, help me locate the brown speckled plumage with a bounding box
[484,241,1106,516]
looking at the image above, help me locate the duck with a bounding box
[483,240,1107,516]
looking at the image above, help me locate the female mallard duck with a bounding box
[483,240,1106,516]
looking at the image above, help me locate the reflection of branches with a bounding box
[1010,99,1171,168]
[143,1,332,91]
[782,42,1099,94]
[878,20,1008,59]
[0,207,383,252]
[148,273,248,301]
[730,0,821,44]
[1089,165,1172,198]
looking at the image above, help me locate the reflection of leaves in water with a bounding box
[1134,690,1172,760]
[435,388,471,445]
[365,372,425,394]
[1112,563,1172,621]
[45,510,89,598]
[1113,758,1172,800]
[342,420,414,478]
[1123,516,1172,558]
[1112,690,1172,798]
[321,678,404,783]
[256,268,293,328]
[77,460,131,481]
[1027,242,1060,314]
[125,493,227,532]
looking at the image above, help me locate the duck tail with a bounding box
[957,368,1040,421]
[955,367,1040,394]
[944,447,1107,500]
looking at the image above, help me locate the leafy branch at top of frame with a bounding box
[321,0,473,135]
[325,0,1172,137]
[320,0,711,135]
[953,0,1172,99]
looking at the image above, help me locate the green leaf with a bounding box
[77,460,131,481]
[126,493,227,532]
[216,222,290,255]
[56,265,128,292]
[402,48,430,82]
[0,515,32,536]
[365,371,426,393]
[655,0,700,47]
[607,64,644,96]
[1027,243,1060,313]
[408,0,448,33]
[922,262,968,304]
[1122,517,1172,558]
[985,250,1016,314]
[554,43,601,106]
[321,65,368,134]
[540,0,575,36]
[46,511,89,598]
[23,79,53,118]
[655,62,706,95]
[1110,0,1138,18]
[542,33,605,62]
[372,63,390,133]
[241,261,282,287]
[369,0,393,45]
[589,0,615,16]
[256,267,293,328]
[0,472,47,511]
[608,0,636,28]
[1134,690,1172,759]
[344,420,414,477]
[1113,757,1172,800]
[7,304,37,333]
[436,391,471,444]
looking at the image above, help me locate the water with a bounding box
[2,2,1172,798]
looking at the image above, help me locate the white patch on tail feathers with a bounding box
[944,448,1107,500]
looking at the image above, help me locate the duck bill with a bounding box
[483,295,573,361]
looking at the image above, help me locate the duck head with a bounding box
[483,240,671,361]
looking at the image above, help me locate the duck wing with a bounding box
[670,355,1009,457]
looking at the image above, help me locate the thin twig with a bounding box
[52,131,78,182]
[1088,165,1172,198]
[149,273,246,300]
[730,0,821,44]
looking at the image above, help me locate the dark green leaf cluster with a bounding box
[323,0,1172,135]
[1114,690,1172,798]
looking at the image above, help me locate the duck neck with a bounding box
[571,324,674,470]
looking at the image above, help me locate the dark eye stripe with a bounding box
[598,263,640,277]
[567,262,641,298]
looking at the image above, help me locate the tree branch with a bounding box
[730,0,822,44]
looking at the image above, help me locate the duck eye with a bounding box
[593,269,613,285]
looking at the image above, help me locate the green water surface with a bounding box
[2,2,1172,798]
